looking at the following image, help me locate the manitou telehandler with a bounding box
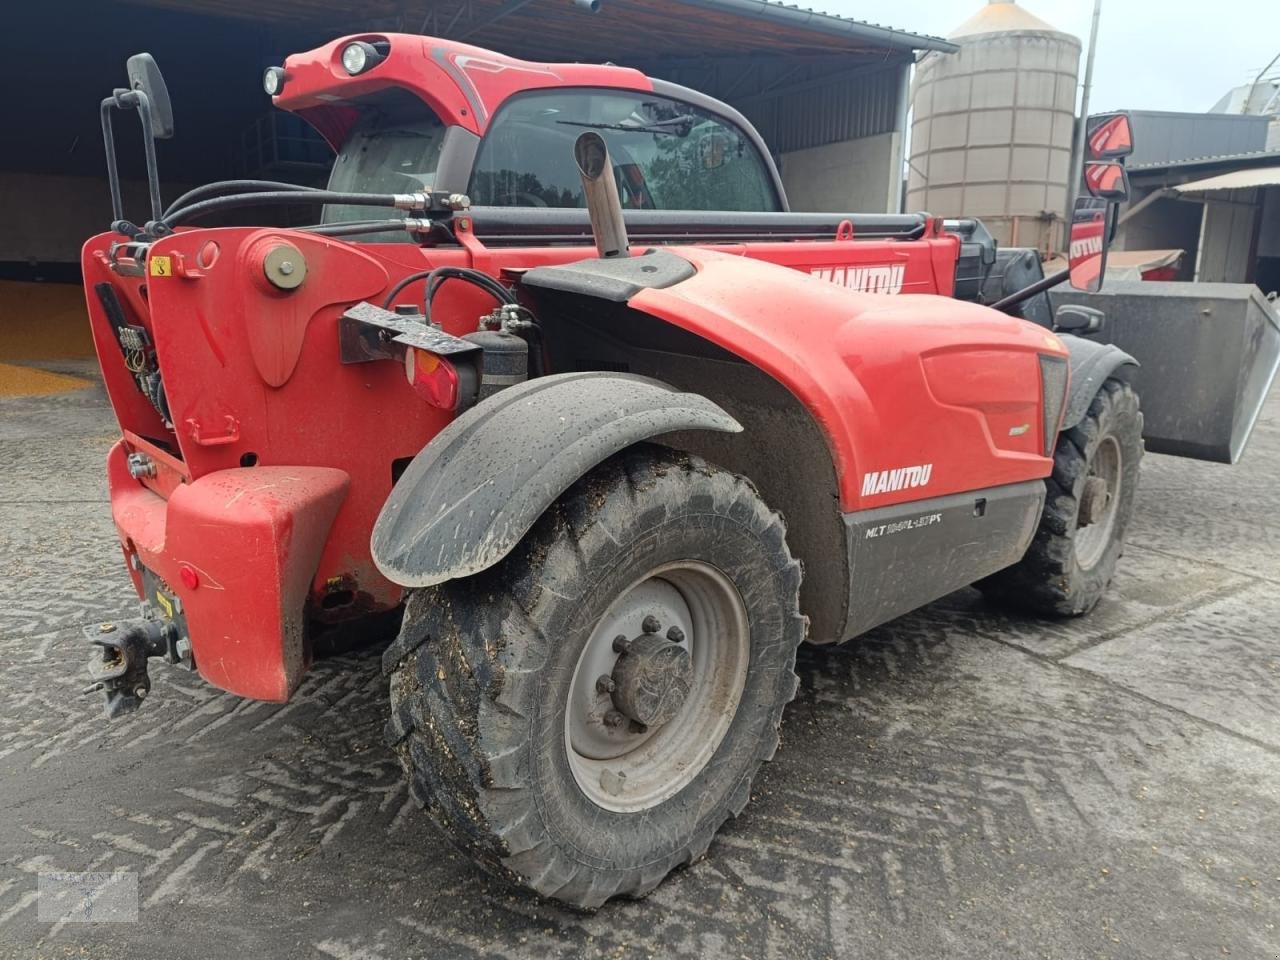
[81,34,1169,908]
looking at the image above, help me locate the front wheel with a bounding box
[383,445,805,908]
[978,377,1143,617]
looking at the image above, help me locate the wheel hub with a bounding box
[610,631,693,728]
[1074,434,1124,570]
[1079,475,1110,526]
[565,561,751,813]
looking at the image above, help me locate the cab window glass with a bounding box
[469,89,778,212]
[324,90,447,240]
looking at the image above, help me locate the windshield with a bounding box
[469,89,780,212]
[324,95,447,241]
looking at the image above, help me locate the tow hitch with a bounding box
[84,616,180,718]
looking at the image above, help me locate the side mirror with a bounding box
[1086,112,1133,161]
[1068,196,1110,293]
[1083,160,1130,202]
[1053,303,1105,335]
[126,53,174,139]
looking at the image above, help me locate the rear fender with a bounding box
[1059,333,1138,430]
[371,372,741,587]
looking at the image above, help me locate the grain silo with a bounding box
[906,0,1080,252]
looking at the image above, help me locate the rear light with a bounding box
[1039,354,1069,455]
[404,348,459,409]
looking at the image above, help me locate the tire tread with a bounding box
[979,378,1143,617]
[387,445,804,908]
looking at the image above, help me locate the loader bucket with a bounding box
[1050,281,1280,463]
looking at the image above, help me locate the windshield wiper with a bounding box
[556,115,695,137]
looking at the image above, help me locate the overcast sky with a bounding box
[821,0,1279,114]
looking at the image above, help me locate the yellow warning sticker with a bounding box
[155,591,174,619]
[149,255,172,277]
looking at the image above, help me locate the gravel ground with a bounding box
[1,366,1277,960]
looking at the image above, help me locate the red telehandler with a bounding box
[84,35,1146,907]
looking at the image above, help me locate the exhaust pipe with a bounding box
[573,132,629,259]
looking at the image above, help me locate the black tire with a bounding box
[382,445,805,908]
[978,378,1143,617]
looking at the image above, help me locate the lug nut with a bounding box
[603,709,625,728]
[595,674,616,694]
[641,615,661,634]
[134,686,147,700]
[666,626,685,643]
[612,634,630,654]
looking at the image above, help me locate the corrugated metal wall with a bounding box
[641,57,910,158]
[741,65,905,155]
[1197,190,1260,283]
[1127,112,1270,170]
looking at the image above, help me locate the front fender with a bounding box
[1059,333,1138,429]
[371,372,741,587]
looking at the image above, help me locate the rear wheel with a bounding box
[383,445,804,908]
[979,378,1143,616]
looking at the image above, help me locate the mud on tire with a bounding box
[979,377,1143,617]
[382,444,805,908]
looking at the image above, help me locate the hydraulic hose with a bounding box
[381,267,515,315]
[381,270,435,310]
[426,268,515,313]
[158,190,418,231]
[162,180,322,219]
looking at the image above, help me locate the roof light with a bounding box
[262,66,286,96]
[341,41,382,76]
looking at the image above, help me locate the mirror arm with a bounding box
[134,91,164,224]
[118,89,164,225]
[989,268,1069,313]
[98,97,126,226]
[99,88,164,236]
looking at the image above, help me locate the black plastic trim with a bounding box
[840,480,1045,640]
[371,372,741,587]
[1058,334,1138,430]
[520,250,696,302]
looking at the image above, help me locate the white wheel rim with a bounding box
[564,560,750,813]
[1075,434,1122,569]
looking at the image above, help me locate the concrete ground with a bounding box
[1,366,1277,960]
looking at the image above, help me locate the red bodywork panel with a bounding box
[632,249,1066,511]
[108,450,348,700]
[84,224,1052,700]
[273,34,652,145]
[82,35,1059,702]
